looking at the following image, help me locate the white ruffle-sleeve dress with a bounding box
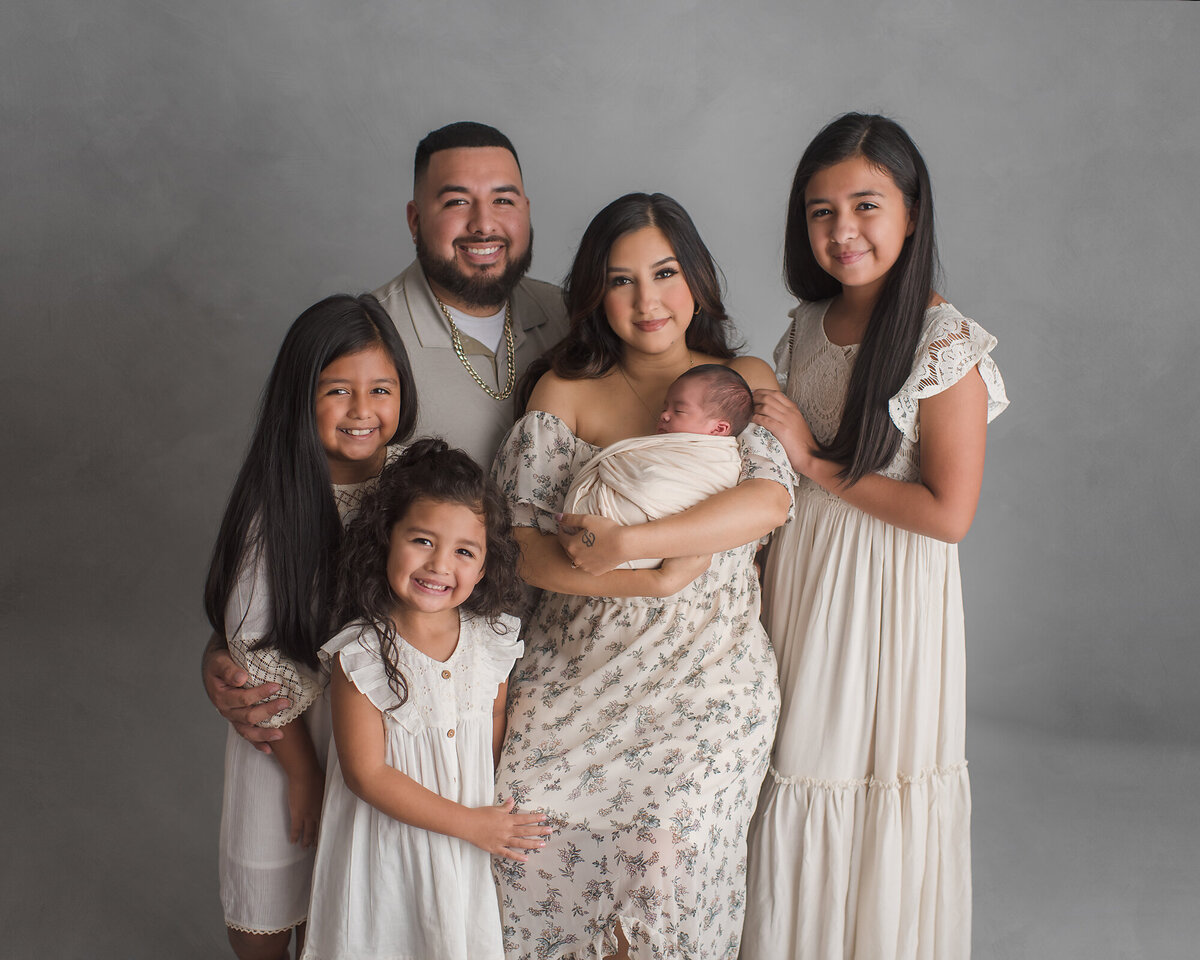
[300,612,523,960]
[492,412,794,960]
[218,450,399,935]
[741,301,1009,960]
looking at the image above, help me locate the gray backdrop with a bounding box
[3,1,1197,956]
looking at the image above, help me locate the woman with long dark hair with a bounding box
[492,193,794,959]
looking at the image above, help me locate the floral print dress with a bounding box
[492,412,794,960]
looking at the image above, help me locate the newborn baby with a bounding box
[562,364,753,569]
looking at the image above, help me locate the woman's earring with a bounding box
[693,303,701,317]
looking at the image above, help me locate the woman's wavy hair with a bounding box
[335,438,523,704]
[784,112,940,483]
[516,192,740,412]
[204,293,418,669]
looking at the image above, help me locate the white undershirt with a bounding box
[442,302,506,353]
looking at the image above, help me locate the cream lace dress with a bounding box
[218,449,398,935]
[492,412,794,960]
[301,613,523,960]
[740,301,1008,960]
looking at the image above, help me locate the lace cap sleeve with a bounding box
[737,424,797,521]
[469,613,525,689]
[492,411,583,534]
[888,304,1010,442]
[320,623,402,714]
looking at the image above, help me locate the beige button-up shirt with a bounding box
[373,261,568,467]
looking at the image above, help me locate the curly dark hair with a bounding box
[334,437,523,704]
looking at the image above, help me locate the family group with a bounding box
[200,116,1008,960]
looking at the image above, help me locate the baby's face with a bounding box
[656,379,729,435]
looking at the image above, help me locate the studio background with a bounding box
[2,1,1197,957]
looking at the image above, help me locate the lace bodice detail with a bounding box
[773,300,1009,484]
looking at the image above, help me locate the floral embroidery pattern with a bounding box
[493,413,794,959]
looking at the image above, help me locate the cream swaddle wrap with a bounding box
[562,432,742,569]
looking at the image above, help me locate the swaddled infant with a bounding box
[562,364,753,569]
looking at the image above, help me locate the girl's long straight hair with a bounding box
[784,113,940,482]
[204,294,418,669]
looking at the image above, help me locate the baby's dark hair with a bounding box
[673,363,754,436]
[335,437,523,704]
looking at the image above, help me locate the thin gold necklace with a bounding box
[617,352,694,419]
[435,298,516,401]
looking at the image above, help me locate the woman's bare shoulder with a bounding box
[726,354,778,391]
[526,370,616,435]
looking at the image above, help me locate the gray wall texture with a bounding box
[3,0,1197,955]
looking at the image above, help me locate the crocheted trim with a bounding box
[224,917,303,935]
[767,760,967,791]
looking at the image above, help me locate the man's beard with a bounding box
[415,229,534,310]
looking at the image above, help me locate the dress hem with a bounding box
[224,917,304,935]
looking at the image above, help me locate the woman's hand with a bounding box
[286,769,325,848]
[752,388,819,477]
[462,798,554,862]
[656,554,712,596]
[555,512,629,574]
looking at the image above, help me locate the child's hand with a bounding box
[752,388,819,476]
[463,797,553,862]
[658,554,712,595]
[287,770,325,848]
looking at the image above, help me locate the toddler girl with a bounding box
[301,439,551,960]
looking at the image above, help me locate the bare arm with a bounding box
[516,528,711,597]
[752,367,989,543]
[492,681,508,770]
[269,716,324,848]
[557,478,790,575]
[330,663,552,862]
[201,631,287,751]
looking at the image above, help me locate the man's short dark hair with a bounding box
[675,364,755,436]
[413,122,521,187]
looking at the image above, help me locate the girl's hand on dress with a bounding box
[555,512,627,574]
[657,554,712,596]
[463,798,553,862]
[752,388,819,477]
[287,770,325,848]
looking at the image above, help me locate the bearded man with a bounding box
[202,122,566,744]
[371,121,567,465]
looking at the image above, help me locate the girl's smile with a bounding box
[315,344,402,484]
[804,154,915,302]
[386,497,487,622]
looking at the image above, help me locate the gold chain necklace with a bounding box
[435,298,516,401]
